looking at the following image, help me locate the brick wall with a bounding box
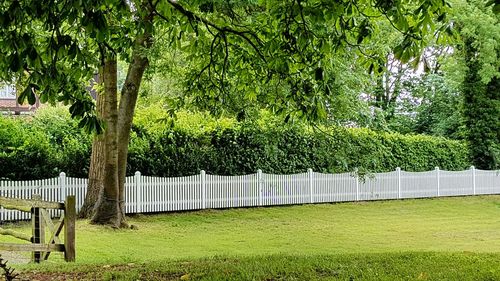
[0,98,38,113]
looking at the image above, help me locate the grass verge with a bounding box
[20,252,500,280]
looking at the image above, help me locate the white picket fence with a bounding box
[1,167,499,221]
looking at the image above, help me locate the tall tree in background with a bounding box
[360,16,454,134]
[453,0,500,169]
[463,40,499,169]
[0,0,449,227]
[412,74,463,139]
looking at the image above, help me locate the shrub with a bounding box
[30,107,92,177]
[0,107,470,180]
[0,116,58,179]
[0,107,91,180]
[127,111,470,176]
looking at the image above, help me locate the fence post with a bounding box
[435,167,440,196]
[396,167,401,199]
[308,168,314,204]
[257,169,263,206]
[471,165,476,195]
[31,194,44,263]
[355,168,359,201]
[59,172,66,202]
[64,195,76,262]
[135,171,142,213]
[201,170,206,209]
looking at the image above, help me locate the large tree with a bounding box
[0,0,448,227]
[447,0,500,169]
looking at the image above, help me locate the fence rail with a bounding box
[1,167,499,221]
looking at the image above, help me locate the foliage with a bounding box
[30,107,92,175]
[0,0,450,131]
[453,0,500,169]
[411,74,465,139]
[356,0,499,171]
[463,53,500,169]
[452,0,500,83]
[0,108,91,180]
[0,107,470,179]
[365,70,467,139]
[353,11,454,133]
[128,109,469,176]
[0,254,18,281]
[0,116,58,179]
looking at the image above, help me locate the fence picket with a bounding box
[436,167,440,196]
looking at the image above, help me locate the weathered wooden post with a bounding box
[31,194,44,263]
[64,195,76,262]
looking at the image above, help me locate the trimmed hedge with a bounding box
[0,108,470,180]
[128,120,470,177]
[0,107,91,180]
[0,116,57,179]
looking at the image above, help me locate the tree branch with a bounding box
[162,0,266,62]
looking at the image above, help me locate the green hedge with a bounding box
[0,107,91,180]
[0,116,57,179]
[0,108,470,180]
[128,120,470,177]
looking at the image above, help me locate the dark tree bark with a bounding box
[91,57,122,227]
[79,73,105,219]
[116,30,152,225]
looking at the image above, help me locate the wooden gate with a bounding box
[0,195,75,263]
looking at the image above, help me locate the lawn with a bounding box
[2,195,500,280]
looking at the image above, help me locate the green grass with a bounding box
[2,195,500,280]
[17,253,500,280]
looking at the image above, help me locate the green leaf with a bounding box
[8,53,20,72]
[27,87,36,105]
[39,92,48,103]
[493,4,500,14]
[17,86,30,105]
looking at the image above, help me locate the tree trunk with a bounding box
[79,73,105,219]
[116,33,152,226]
[91,57,121,228]
[88,5,153,227]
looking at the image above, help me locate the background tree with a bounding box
[450,0,500,169]
[413,73,464,139]
[347,16,456,134]
[463,40,499,169]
